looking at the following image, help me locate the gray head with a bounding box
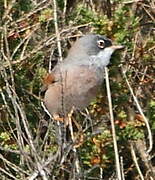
[68,34,122,59]
[67,34,123,67]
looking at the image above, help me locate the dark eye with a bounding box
[97,40,105,49]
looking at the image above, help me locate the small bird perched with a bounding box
[43,34,123,121]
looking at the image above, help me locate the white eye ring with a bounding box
[97,40,105,49]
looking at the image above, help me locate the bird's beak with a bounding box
[110,45,125,50]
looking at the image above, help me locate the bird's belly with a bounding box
[67,79,101,109]
[44,68,104,116]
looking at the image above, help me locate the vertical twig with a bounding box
[52,0,66,167]
[121,68,153,153]
[68,109,81,178]
[53,0,64,114]
[100,167,103,179]
[130,143,145,180]
[48,48,54,73]
[63,0,67,18]
[53,0,63,62]
[104,67,122,180]
[120,156,125,180]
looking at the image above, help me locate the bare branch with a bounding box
[130,142,145,180]
[105,67,122,180]
[121,67,153,153]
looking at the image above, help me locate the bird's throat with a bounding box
[90,48,114,68]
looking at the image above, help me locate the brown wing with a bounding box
[41,73,55,92]
[44,65,103,116]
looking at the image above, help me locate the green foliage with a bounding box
[118,124,145,141]
[11,0,33,20]
[68,4,96,24]
[18,0,33,12]
[0,1,4,19]
[149,100,155,130]
[39,8,53,23]
[80,129,114,170]
[56,0,64,10]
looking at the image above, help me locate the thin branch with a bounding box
[68,109,81,177]
[130,143,145,180]
[10,0,51,26]
[0,23,91,71]
[63,0,67,18]
[53,0,63,62]
[104,67,122,180]
[121,67,153,153]
[120,156,125,180]
[0,154,28,176]
[11,25,39,60]
[142,4,155,22]
[0,167,17,180]
[28,150,60,180]
[2,0,16,21]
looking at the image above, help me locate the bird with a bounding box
[43,34,123,122]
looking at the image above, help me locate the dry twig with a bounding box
[105,67,122,180]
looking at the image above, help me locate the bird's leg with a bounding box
[72,117,84,148]
[53,114,64,122]
[68,107,81,177]
[53,113,69,126]
[53,114,68,164]
[68,107,75,142]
